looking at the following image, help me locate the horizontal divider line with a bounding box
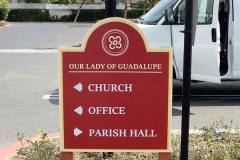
[68,71,162,74]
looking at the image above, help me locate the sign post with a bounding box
[180,0,197,159]
[59,18,172,159]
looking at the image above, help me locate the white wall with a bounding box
[8,3,109,18]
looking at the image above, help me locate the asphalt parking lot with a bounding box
[0,22,93,49]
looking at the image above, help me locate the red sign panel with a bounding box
[59,18,172,152]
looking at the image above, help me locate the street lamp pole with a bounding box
[105,0,117,18]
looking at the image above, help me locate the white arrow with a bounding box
[74,83,83,92]
[74,128,83,137]
[74,106,83,116]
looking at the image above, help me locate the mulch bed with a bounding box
[0,20,9,26]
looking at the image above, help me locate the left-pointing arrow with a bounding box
[74,83,83,92]
[74,128,83,137]
[74,106,83,116]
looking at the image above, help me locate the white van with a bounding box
[137,0,239,83]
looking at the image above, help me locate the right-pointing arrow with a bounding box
[74,106,83,116]
[74,128,83,137]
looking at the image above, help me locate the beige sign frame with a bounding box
[59,17,173,153]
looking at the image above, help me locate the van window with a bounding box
[173,0,214,24]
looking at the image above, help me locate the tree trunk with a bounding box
[123,0,128,18]
[74,0,87,23]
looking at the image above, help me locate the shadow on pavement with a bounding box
[172,108,182,116]
[68,24,93,28]
[48,80,240,116]
[49,89,59,105]
[173,97,240,107]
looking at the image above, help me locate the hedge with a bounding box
[7,9,144,22]
[8,9,51,21]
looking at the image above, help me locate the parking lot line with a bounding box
[0,49,58,54]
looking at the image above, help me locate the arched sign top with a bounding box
[60,18,172,54]
[82,18,147,54]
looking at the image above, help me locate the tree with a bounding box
[0,0,10,21]
[74,0,88,22]
[105,0,116,17]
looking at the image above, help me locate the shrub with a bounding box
[0,0,10,20]
[11,129,60,160]
[171,119,240,160]
[8,9,51,22]
[11,120,240,160]
[7,9,143,22]
[75,119,240,160]
[24,0,42,3]
[68,10,143,22]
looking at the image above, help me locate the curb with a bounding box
[0,132,59,160]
